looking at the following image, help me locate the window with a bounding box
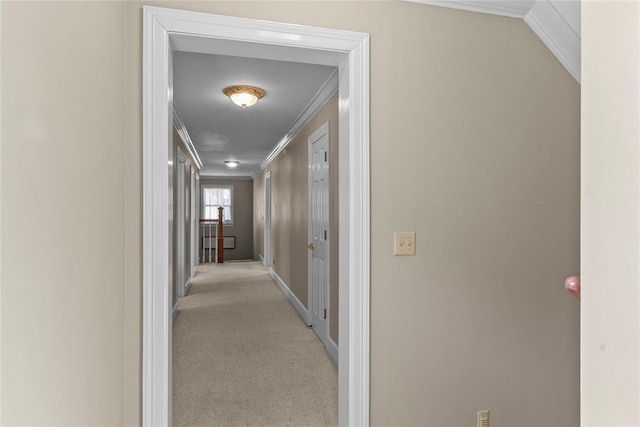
[202,185,234,224]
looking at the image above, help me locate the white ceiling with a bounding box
[173,51,336,177]
[406,0,581,81]
[171,34,343,68]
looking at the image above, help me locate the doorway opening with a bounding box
[143,6,370,426]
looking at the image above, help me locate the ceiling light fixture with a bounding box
[222,85,266,109]
[224,161,239,169]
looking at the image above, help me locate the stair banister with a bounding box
[217,207,224,264]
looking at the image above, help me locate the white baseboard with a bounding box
[269,268,309,324]
[172,303,178,322]
[185,276,192,295]
[259,254,265,266]
[326,336,338,364]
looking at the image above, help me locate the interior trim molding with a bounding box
[524,0,580,81]
[172,104,203,170]
[185,276,192,295]
[254,69,338,177]
[273,260,339,366]
[269,268,309,324]
[143,7,370,427]
[327,336,339,365]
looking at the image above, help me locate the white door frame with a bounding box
[189,166,196,279]
[176,147,187,298]
[263,172,272,268]
[195,174,200,264]
[143,6,370,426]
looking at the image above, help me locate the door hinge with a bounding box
[324,230,327,240]
[323,308,327,319]
[324,151,327,162]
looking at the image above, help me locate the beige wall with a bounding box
[127,3,583,424]
[254,93,340,343]
[257,116,309,306]
[582,2,640,424]
[1,1,126,424]
[0,1,582,425]
[200,178,253,261]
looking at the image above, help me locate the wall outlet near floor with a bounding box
[394,232,416,256]
[477,409,489,427]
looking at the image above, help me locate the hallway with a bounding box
[172,262,338,426]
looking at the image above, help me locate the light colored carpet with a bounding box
[172,262,338,427]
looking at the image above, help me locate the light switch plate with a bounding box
[394,232,416,256]
[477,410,489,427]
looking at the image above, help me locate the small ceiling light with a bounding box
[224,161,239,169]
[222,85,266,109]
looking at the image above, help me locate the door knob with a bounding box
[307,243,315,250]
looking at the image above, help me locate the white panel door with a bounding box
[190,167,196,276]
[264,173,272,267]
[308,123,330,347]
[176,148,187,298]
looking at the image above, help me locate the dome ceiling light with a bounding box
[222,85,266,109]
[224,161,239,169]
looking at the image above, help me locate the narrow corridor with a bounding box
[172,262,338,426]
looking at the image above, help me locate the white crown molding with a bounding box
[253,69,338,178]
[172,104,203,170]
[525,0,581,82]
[404,0,581,83]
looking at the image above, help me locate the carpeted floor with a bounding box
[172,262,338,427]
